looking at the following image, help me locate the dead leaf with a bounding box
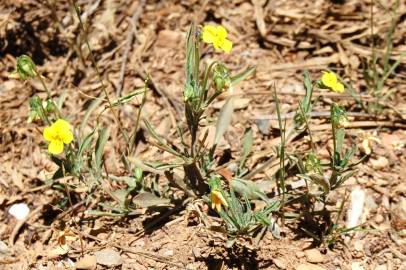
[156,30,184,48]
[132,192,170,208]
[217,168,234,182]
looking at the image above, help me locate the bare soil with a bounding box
[0,0,405,269]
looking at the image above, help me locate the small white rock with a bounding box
[370,156,389,170]
[346,186,365,229]
[95,249,122,267]
[0,240,9,254]
[163,249,174,257]
[8,203,30,220]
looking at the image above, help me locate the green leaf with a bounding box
[77,128,96,158]
[231,178,270,203]
[240,128,253,169]
[184,23,200,99]
[112,188,129,208]
[79,95,104,138]
[230,66,255,86]
[302,70,313,113]
[56,90,67,110]
[214,97,235,145]
[143,119,182,157]
[335,128,345,155]
[298,173,330,194]
[95,128,109,171]
[110,88,146,107]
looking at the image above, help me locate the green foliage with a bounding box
[10,5,369,248]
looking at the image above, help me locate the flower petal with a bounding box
[61,130,74,144]
[333,82,345,93]
[215,203,221,213]
[220,39,233,53]
[321,71,337,88]
[43,126,55,141]
[202,25,217,44]
[211,190,228,207]
[54,119,70,133]
[48,140,64,155]
[216,25,228,39]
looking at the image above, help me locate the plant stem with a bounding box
[69,0,130,147]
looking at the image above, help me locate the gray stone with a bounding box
[95,249,122,267]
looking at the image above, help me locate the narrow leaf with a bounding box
[214,97,235,145]
[95,128,109,170]
[231,66,255,86]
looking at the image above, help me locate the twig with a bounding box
[116,0,145,97]
[310,121,406,131]
[136,62,181,126]
[253,111,372,120]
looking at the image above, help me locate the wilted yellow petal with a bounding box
[211,190,228,209]
[215,203,221,213]
[48,140,64,155]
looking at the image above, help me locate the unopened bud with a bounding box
[16,55,37,80]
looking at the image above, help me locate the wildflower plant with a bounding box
[289,71,364,247]
[9,1,367,249]
[143,23,282,243]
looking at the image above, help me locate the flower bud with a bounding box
[331,104,348,129]
[213,64,231,93]
[134,167,143,182]
[183,84,195,102]
[16,55,37,80]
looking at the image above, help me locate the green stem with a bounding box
[70,0,130,146]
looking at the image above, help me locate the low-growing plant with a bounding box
[10,1,370,249]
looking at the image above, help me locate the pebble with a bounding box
[304,249,326,263]
[0,241,9,254]
[255,119,270,135]
[370,156,389,170]
[296,251,306,258]
[273,258,287,269]
[375,214,384,224]
[163,249,174,257]
[95,249,122,267]
[8,203,30,220]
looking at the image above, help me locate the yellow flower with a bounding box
[210,190,228,212]
[321,71,345,93]
[43,119,73,155]
[202,25,233,53]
